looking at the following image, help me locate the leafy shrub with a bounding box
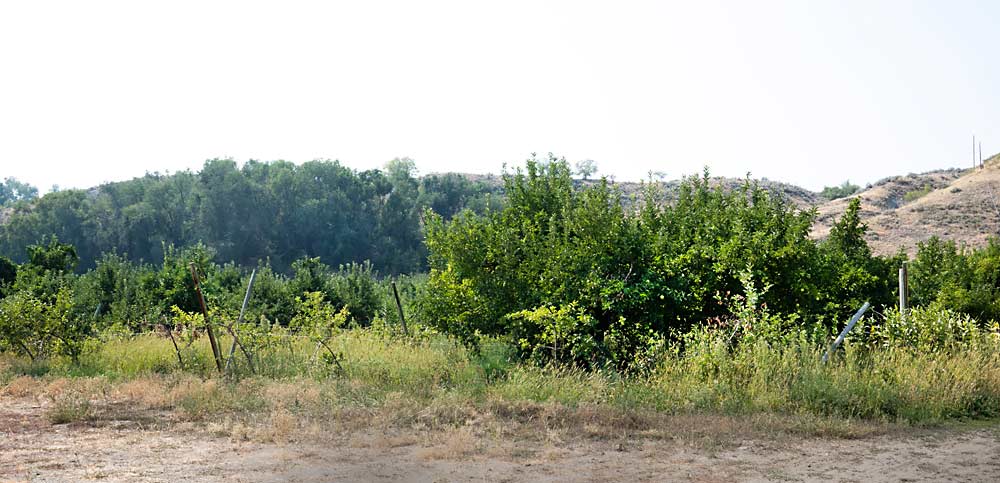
[290,291,350,373]
[910,237,1000,322]
[26,236,79,274]
[73,253,155,330]
[505,303,602,366]
[139,243,216,316]
[819,180,860,200]
[0,256,16,297]
[0,287,86,363]
[238,262,296,326]
[420,156,891,369]
[903,183,933,202]
[329,261,381,325]
[422,156,655,367]
[0,291,45,360]
[287,257,331,301]
[818,198,904,319]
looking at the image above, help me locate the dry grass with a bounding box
[0,369,891,454]
[263,407,299,443]
[263,379,323,409]
[113,377,171,408]
[371,433,420,449]
[1,375,39,397]
[415,426,480,460]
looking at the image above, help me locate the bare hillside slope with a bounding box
[813,154,1000,255]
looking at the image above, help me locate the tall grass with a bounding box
[3,309,999,429]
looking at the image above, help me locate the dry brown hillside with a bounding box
[813,153,1000,255]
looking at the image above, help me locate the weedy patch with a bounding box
[415,426,481,460]
[46,389,93,424]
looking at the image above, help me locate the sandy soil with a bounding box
[2,397,998,483]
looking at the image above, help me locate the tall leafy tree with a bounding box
[0,177,39,206]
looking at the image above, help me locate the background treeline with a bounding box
[0,158,499,274]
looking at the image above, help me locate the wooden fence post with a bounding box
[899,263,908,315]
[190,263,223,373]
[391,281,409,336]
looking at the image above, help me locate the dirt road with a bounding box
[2,396,998,482]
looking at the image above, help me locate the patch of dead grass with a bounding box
[2,375,41,397]
[263,380,322,409]
[264,407,298,443]
[372,433,420,449]
[45,387,93,424]
[415,426,480,460]
[114,377,170,408]
[1,373,896,454]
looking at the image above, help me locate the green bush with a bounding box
[818,198,904,319]
[910,237,1000,322]
[0,256,16,297]
[73,253,156,331]
[329,261,381,325]
[819,180,860,200]
[420,157,897,369]
[0,287,86,363]
[140,243,216,316]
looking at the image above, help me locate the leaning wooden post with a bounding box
[190,263,223,373]
[822,302,871,363]
[898,262,908,315]
[391,280,409,336]
[225,268,257,374]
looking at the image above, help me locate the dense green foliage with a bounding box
[420,157,964,369]
[819,180,860,200]
[0,177,38,206]
[0,159,498,274]
[909,236,1000,322]
[0,236,425,364]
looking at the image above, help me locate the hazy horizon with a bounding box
[6,154,990,197]
[2,0,998,193]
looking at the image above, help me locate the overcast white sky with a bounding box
[1,0,997,192]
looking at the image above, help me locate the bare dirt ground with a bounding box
[2,396,999,483]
